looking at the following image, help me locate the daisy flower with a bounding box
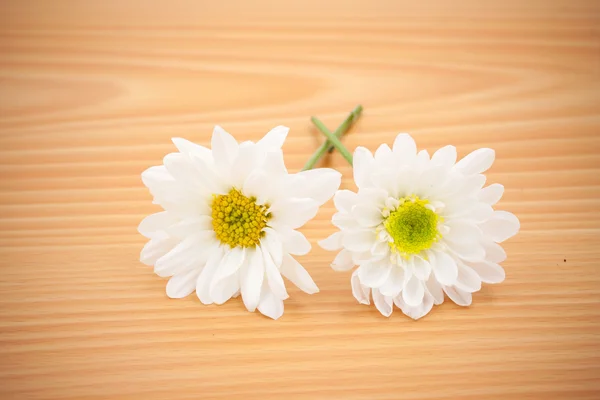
[319,133,520,319]
[138,126,341,319]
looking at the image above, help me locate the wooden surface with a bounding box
[1,1,600,399]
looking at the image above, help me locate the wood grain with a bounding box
[1,1,599,399]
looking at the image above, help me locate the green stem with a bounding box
[302,105,362,170]
[310,117,354,166]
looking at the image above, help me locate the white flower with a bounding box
[319,133,519,319]
[139,125,341,319]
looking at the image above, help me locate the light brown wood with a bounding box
[1,1,599,399]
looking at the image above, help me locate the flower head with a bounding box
[319,133,519,319]
[139,126,341,319]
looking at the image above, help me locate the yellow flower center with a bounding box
[384,195,440,257]
[211,188,270,248]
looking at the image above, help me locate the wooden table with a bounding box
[1,1,599,399]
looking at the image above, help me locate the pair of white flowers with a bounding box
[139,125,519,320]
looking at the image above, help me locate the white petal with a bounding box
[448,240,486,262]
[455,148,495,175]
[390,167,419,198]
[431,145,457,168]
[454,264,482,293]
[372,289,393,317]
[240,247,264,312]
[332,213,359,230]
[352,249,382,265]
[412,256,432,281]
[357,261,392,288]
[166,268,199,299]
[331,249,354,271]
[353,147,374,189]
[188,153,228,195]
[371,168,397,194]
[482,240,507,263]
[444,285,472,306]
[413,166,447,198]
[167,217,212,238]
[281,229,311,256]
[473,203,495,222]
[262,228,283,266]
[392,133,417,161]
[352,204,383,227]
[262,244,288,300]
[209,247,245,302]
[141,165,173,194]
[318,231,343,251]
[449,202,493,223]
[469,260,506,284]
[242,170,269,204]
[257,125,289,150]
[149,183,204,218]
[171,137,212,161]
[141,164,171,184]
[154,233,209,277]
[402,274,425,307]
[371,240,388,257]
[270,198,319,230]
[425,273,444,305]
[333,190,358,213]
[358,187,389,210]
[210,272,240,305]
[353,251,375,265]
[415,149,430,170]
[394,292,434,320]
[445,221,482,246]
[163,153,206,194]
[378,266,405,297]
[479,183,504,205]
[257,287,284,320]
[437,174,462,195]
[342,229,376,252]
[140,235,174,266]
[352,251,375,265]
[480,211,520,243]
[461,174,487,197]
[374,144,393,164]
[196,249,224,305]
[158,239,216,278]
[351,270,371,305]
[430,251,459,286]
[230,143,260,187]
[138,211,175,239]
[263,150,287,176]
[211,125,239,175]
[281,254,319,294]
[291,168,341,206]
[440,176,484,205]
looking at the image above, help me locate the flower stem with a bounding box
[310,117,354,166]
[302,105,362,170]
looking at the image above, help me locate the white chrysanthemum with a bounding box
[139,126,341,319]
[319,133,519,319]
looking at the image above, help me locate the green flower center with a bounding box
[211,188,270,248]
[384,195,440,257]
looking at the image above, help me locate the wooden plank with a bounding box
[1,1,599,399]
